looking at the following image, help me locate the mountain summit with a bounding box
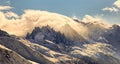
[0,11,120,64]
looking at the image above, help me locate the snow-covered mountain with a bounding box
[0,10,120,64]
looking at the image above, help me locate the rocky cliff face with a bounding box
[26,26,73,45]
[26,26,74,52]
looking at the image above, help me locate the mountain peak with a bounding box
[26,26,73,45]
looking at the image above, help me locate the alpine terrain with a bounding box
[0,10,120,64]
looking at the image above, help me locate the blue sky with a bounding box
[0,0,120,24]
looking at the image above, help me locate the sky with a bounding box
[0,0,120,24]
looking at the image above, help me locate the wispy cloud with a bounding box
[82,15,110,28]
[102,7,119,12]
[0,5,13,10]
[102,0,120,12]
[82,15,104,23]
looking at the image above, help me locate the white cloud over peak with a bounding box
[0,4,112,39]
[0,5,13,10]
[0,9,89,37]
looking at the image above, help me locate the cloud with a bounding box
[0,5,13,10]
[82,15,104,23]
[82,15,110,29]
[0,7,112,41]
[0,9,89,38]
[5,12,19,19]
[102,0,120,12]
[114,0,120,8]
[102,7,119,12]
[0,7,112,39]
